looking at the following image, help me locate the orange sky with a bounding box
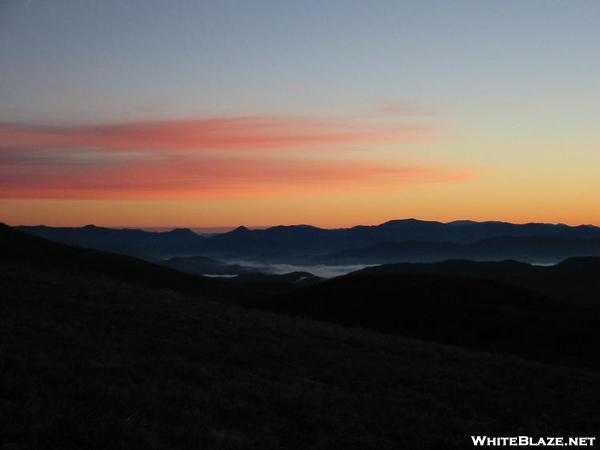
[2,2,600,228]
[1,114,599,228]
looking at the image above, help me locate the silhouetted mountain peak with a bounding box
[379,218,440,228]
[267,224,321,232]
[229,225,251,234]
[166,228,197,236]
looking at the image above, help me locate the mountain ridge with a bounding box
[16,218,600,262]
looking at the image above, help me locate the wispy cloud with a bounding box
[0,150,473,200]
[0,115,471,200]
[0,116,447,152]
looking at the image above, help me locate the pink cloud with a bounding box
[0,150,473,200]
[0,116,448,152]
[0,115,470,200]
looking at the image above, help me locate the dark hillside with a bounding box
[252,271,600,370]
[1,223,221,299]
[2,226,600,448]
[355,258,600,305]
[1,224,314,305]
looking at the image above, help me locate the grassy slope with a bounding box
[2,259,600,450]
[250,272,600,371]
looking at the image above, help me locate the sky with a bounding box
[1,0,600,228]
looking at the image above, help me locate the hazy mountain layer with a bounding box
[18,219,600,263]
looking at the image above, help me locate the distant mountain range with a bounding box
[16,224,206,259]
[323,236,600,264]
[17,218,600,264]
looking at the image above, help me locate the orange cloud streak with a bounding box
[0,115,469,200]
[0,152,473,200]
[0,116,449,152]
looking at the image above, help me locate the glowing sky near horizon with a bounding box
[1,0,600,228]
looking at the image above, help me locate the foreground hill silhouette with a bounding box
[0,223,226,299]
[251,268,600,370]
[2,226,600,447]
[353,258,600,305]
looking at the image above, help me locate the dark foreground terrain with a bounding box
[251,269,600,371]
[2,225,600,449]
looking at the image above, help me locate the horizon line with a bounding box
[8,217,600,232]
